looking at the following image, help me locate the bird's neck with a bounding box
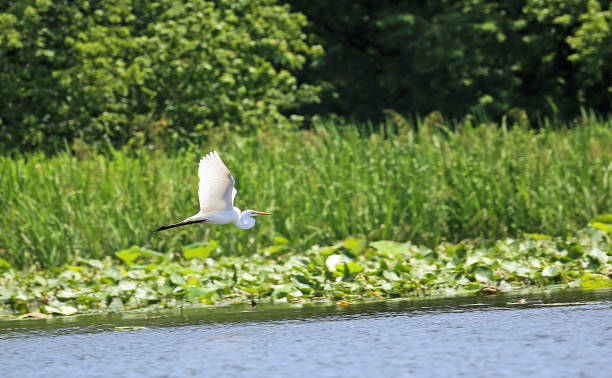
[233,208,256,230]
[232,207,243,226]
[233,207,242,218]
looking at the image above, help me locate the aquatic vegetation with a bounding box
[1,119,611,268]
[1,226,610,318]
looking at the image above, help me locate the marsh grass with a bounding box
[1,115,611,268]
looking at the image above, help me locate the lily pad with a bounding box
[542,266,560,277]
[382,270,400,281]
[183,240,218,259]
[326,254,351,271]
[580,274,612,289]
[587,248,608,263]
[370,241,411,254]
[115,246,145,265]
[56,289,79,300]
[271,284,297,299]
[474,266,493,283]
[274,236,289,245]
[590,222,612,234]
[42,304,77,316]
[342,262,365,274]
[343,237,366,254]
[118,279,137,291]
[0,225,610,318]
[170,273,187,287]
[591,214,612,224]
[184,287,211,301]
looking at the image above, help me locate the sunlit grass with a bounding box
[1,115,611,268]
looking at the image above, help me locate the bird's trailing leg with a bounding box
[155,219,206,232]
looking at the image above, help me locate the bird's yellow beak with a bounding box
[253,211,272,215]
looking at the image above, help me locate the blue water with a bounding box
[1,289,611,377]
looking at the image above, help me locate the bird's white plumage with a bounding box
[197,151,236,213]
[155,150,270,232]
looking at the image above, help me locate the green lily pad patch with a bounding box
[1,226,610,319]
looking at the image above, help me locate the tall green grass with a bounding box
[1,116,611,268]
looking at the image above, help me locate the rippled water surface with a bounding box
[1,289,612,377]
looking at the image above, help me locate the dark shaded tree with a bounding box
[289,0,612,122]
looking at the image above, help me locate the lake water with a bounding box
[1,289,611,377]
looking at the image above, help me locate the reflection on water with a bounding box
[1,289,611,377]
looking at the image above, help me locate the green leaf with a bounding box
[580,274,612,289]
[170,273,187,287]
[81,259,105,270]
[115,246,144,265]
[587,248,608,263]
[42,304,77,316]
[312,255,326,267]
[382,270,400,281]
[272,284,296,299]
[56,289,78,300]
[241,272,257,282]
[343,237,366,254]
[312,243,342,256]
[184,287,210,301]
[344,262,365,274]
[591,214,612,224]
[118,279,137,291]
[542,266,559,277]
[524,233,552,240]
[326,254,351,271]
[274,236,289,245]
[262,245,286,254]
[474,266,493,282]
[186,276,199,286]
[57,305,78,316]
[590,222,612,234]
[339,262,365,281]
[183,240,218,259]
[370,241,411,254]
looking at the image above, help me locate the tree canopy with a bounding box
[2,1,612,151]
[289,0,612,121]
[0,0,323,151]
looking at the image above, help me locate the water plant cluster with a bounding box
[1,118,611,268]
[1,222,610,317]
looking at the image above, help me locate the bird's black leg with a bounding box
[155,219,206,232]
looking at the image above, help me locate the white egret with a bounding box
[155,151,271,232]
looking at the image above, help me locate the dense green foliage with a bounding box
[1,117,610,268]
[1,226,610,317]
[4,1,612,152]
[0,0,322,151]
[290,0,612,121]
[3,1,611,316]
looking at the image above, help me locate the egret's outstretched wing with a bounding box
[197,151,236,213]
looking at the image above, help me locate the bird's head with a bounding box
[237,210,272,230]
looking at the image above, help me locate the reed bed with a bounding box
[1,116,610,268]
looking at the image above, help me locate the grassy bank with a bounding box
[1,225,610,317]
[1,117,611,268]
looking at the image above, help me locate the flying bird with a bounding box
[155,151,271,232]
